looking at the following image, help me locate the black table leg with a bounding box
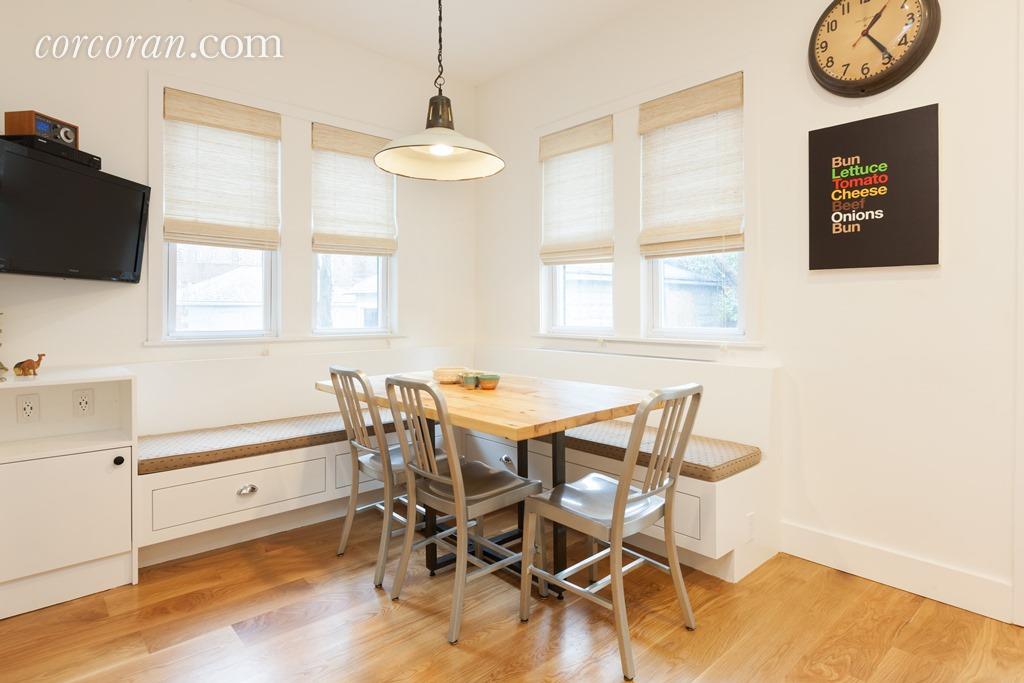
[551,430,567,598]
[516,439,529,532]
[425,419,438,574]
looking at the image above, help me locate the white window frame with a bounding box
[543,262,615,336]
[146,73,407,347]
[165,243,277,340]
[644,251,746,341]
[312,252,393,336]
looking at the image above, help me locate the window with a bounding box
[640,72,745,337]
[168,243,274,337]
[314,253,387,333]
[550,262,613,329]
[540,116,614,332]
[311,123,395,334]
[162,88,281,338]
[650,251,741,334]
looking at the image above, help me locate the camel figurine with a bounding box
[13,354,45,377]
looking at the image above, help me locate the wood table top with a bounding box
[315,371,651,442]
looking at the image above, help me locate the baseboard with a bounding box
[0,553,132,620]
[138,489,383,568]
[782,519,1013,622]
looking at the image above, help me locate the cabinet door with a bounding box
[0,447,131,583]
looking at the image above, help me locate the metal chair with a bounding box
[518,384,702,681]
[331,366,425,588]
[386,375,544,644]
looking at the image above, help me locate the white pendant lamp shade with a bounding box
[375,125,504,181]
[373,1,504,181]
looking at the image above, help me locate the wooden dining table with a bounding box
[314,371,651,584]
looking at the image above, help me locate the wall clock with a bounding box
[809,0,940,97]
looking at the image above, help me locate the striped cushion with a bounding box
[544,419,760,482]
[138,410,393,475]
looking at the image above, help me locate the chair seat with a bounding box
[357,443,408,482]
[426,460,540,506]
[527,472,664,540]
[359,443,447,484]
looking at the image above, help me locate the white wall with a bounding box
[0,0,479,433]
[474,0,1019,620]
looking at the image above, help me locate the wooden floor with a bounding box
[2,511,1023,683]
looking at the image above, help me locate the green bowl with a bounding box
[477,373,501,390]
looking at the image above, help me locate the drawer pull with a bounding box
[113,455,125,466]
[237,484,259,496]
[500,454,515,471]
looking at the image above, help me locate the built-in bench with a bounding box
[541,420,761,483]
[138,411,394,474]
[140,413,759,481]
[136,412,764,580]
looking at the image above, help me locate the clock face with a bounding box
[809,0,940,97]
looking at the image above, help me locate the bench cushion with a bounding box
[543,419,760,483]
[139,411,393,475]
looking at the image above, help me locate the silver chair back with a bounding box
[385,376,464,505]
[330,365,390,459]
[613,384,702,526]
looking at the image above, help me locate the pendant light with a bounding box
[374,0,505,181]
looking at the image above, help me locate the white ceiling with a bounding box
[231,0,644,85]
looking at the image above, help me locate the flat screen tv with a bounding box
[0,138,150,283]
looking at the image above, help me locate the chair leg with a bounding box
[587,535,598,584]
[535,514,548,598]
[664,507,696,630]
[373,479,395,588]
[519,511,538,622]
[447,517,470,644]
[337,456,360,556]
[474,515,485,560]
[390,482,418,601]
[609,538,636,681]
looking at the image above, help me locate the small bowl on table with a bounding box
[477,373,501,390]
[433,367,467,384]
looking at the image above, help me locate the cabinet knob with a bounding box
[237,484,259,496]
[113,455,125,466]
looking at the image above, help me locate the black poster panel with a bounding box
[808,104,938,270]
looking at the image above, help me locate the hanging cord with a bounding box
[434,0,445,94]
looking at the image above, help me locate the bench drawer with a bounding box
[152,458,327,530]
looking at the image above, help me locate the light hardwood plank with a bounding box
[1,514,1022,682]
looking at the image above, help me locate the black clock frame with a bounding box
[808,0,941,98]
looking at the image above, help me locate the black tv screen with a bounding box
[0,138,150,283]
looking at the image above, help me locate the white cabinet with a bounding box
[0,369,135,619]
[0,447,131,583]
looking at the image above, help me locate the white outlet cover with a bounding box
[16,394,41,424]
[73,388,95,417]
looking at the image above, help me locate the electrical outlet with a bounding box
[16,394,40,424]
[745,512,756,543]
[73,388,95,417]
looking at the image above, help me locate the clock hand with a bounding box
[865,33,892,60]
[853,1,889,47]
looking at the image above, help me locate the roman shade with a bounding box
[311,123,397,256]
[540,116,614,265]
[539,116,613,161]
[163,88,282,250]
[639,73,744,257]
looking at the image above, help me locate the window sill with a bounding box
[144,333,405,348]
[537,333,763,349]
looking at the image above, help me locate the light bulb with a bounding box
[429,144,454,156]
